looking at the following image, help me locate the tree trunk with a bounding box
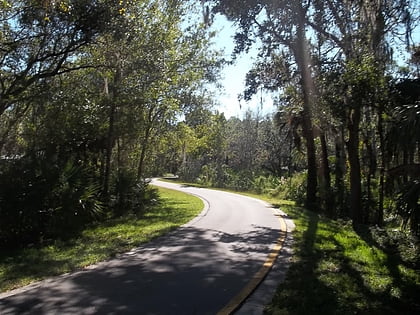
[335,125,346,217]
[363,107,377,223]
[294,12,318,211]
[102,56,122,197]
[320,130,333,216]
[137,127,151,179]
[303,120,318,210]
[377,105,385,226]
[0,104,31,155]
[103,102,116,197]
[403,150,409,183]
[347,107,363,224]
[102,77,115,197]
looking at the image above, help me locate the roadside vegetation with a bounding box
[166,178,420,314]
[1,1,419,313]
[0,0,220,251]
[264,200,420,314]
[0,187,203,292]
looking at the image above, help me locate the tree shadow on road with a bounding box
[0,225,282,315]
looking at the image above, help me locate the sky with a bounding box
[209,15,275,119]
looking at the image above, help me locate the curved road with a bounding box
[0,179,288,315]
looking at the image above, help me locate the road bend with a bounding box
[0,179,283,315]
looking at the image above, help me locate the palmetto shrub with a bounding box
[0,157,103,248]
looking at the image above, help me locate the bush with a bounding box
[46,161,104,238]
[111,170,159,217]
[222,169,255,191]
[369,225,419,267]
[252,175,281,194]
[396,180,420,236]
[196,163,229,188]
[270,172,307,205]
[0,157,103,248]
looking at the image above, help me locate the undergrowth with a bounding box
[262,201,420,314]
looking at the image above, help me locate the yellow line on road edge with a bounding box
[216,210,288,315]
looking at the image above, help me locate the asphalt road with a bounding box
[0,179,284,315]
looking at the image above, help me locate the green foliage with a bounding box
[0,0,220,248]
[111,171,159,217]
[222,169,255,191]
[197,164,223,187]
[0,0,121,115]
[269,172,307,205]
[196,167,281,193]
[264,203,420,314]
[46,160,104,237]
[368,226,420,267]
[396,180,420,236]
[194,166,307,207]
[0,157,103,247]
[252,175,281,194]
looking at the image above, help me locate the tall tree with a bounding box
[306,0,415,223]
[205,0,416,220]
[0,0,223,246]
[0,0,122,154]
[0,0,119,116]
[205,0,319,210]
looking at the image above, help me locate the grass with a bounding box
[3,180,418,313]
[165,179,420,314]
[257,199,420,314]
[0,186,203,293]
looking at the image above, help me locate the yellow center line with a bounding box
[216,210,288,315]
